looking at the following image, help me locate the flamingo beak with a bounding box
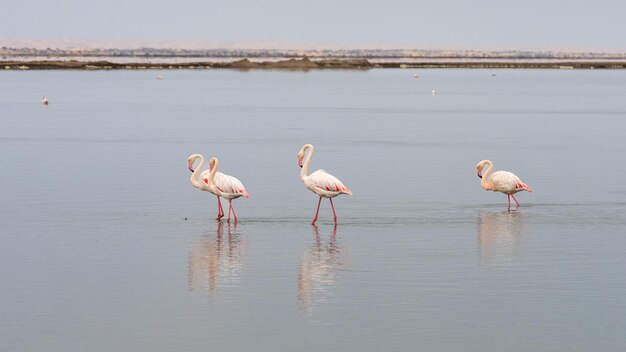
[298,158,303,168]
[188,162,194,173]
[477,168,482,179]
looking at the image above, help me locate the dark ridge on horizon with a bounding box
[3,57,626,70]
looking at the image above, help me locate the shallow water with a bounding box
[1,69,626,351]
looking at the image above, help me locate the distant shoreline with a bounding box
[2,57,626,70]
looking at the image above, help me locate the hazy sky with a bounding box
[2,0,625,51]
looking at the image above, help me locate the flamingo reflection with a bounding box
[478,211,525,266]
[298,225,345,314]
[188,221,244,296]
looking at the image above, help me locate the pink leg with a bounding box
[312,197,322,225]
[227,200,232,222]
[229,199,238,223]
[511,194,521,207]
[329,198,337,224]
[216,196,224,219]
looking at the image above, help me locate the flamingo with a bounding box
[476,159,532,208]
[200,156,249,222]
[298,144,352,225]
[188,154,225,219]
[41,96,48,105]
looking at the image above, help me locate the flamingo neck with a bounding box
[207,157,219,188]
[190,155,206,189]
[301,144,314,180]
[481,160,494,190]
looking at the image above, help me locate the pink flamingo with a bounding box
[201,157,249,222]
[298,144,352,225]
[476,159,532,208]
[188,154,225,219]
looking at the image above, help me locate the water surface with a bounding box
[1,69,625,351]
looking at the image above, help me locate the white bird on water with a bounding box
[188,154,249,222]
[41,96,48,105]
[201,156,249,222]
[431,89,437,95]
[476,159,532,208]
[298,144,352,225]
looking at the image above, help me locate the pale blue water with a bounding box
[1,69,625,351]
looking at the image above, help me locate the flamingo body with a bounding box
[477,159,532,208]
[487,170,531,194]
[201,170,250,199]
[298,144,351,224]
[303,169,352,198]
[41,96,49,105]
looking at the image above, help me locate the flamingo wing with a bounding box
[215,172,249,198]
[491,171,531,192]
[201,170,249,197]
[308,170,352,194]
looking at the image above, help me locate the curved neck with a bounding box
[190,155,206,189]
[481,160,493,190]
[207,158,219,187]
[301,145,314,180]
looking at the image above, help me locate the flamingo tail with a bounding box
[516,183,533,193]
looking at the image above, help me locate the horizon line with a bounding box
[1,37,625,54]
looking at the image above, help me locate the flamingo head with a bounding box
[297,144,311,168]
[476,160,489,178]
[187,154,200,172]
[297,151,304,168]
[208,157,218,172]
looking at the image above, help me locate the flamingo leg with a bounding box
[507,194,511,209]
[312,197,322,225]
[216,196,224,220]
[329,198,337,224]
[229,199,238,223]
[511,194,521,207]
[227,200,232,222]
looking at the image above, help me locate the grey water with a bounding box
[1,69,625,351]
